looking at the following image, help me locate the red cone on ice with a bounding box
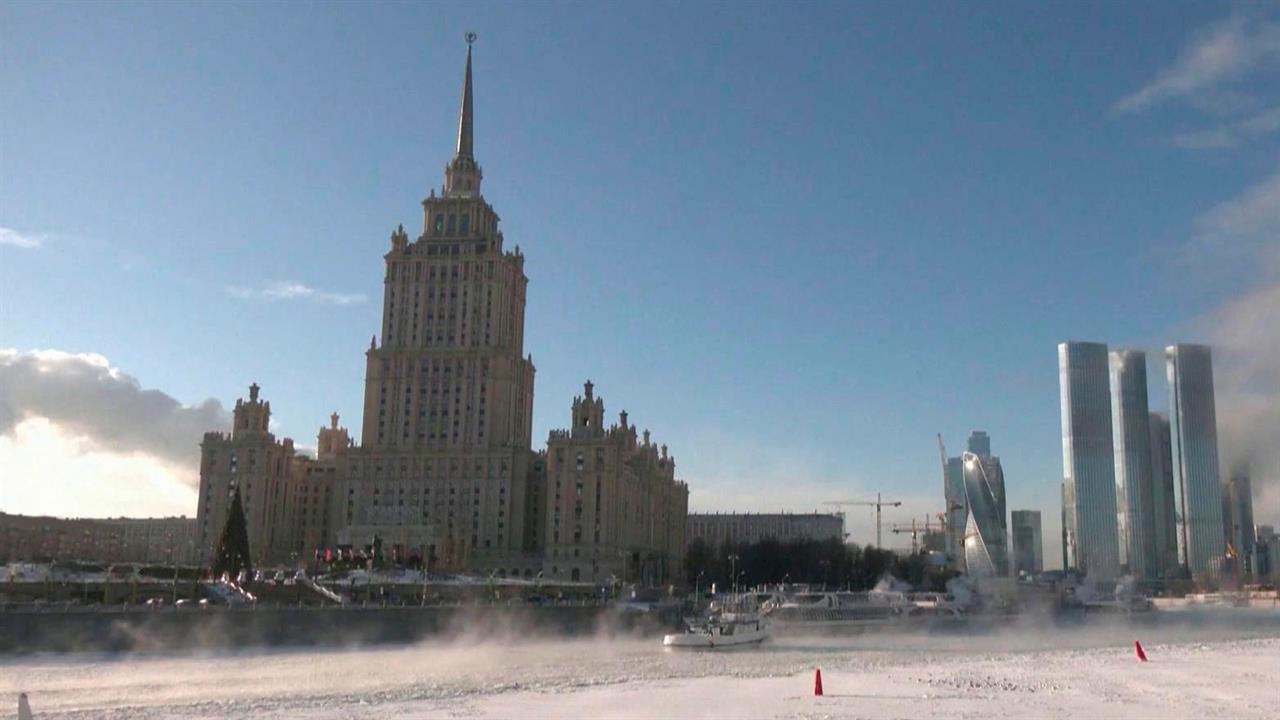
[1134,640,1148,662]
[814,668,824,696]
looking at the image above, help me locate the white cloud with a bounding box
[225,281,366,306]
[1115,14,1280,114]
[0,227,45,249]
[1170,105,1280,149]
[1189,166,1280,274]
[0,349,228,472]
[1197,283,1280,528]
[0,349,227,518]
[0,418,196,518]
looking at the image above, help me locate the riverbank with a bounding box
[3,612,1276,718]
[0,604,678,654]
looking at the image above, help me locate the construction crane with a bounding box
[823,493,903,548]
[889,514,943,553]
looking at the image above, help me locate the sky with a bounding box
[2,1,1278,566]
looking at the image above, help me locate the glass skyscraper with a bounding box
[962,451,1007,577]
[1058,341,1120,579]
[1011,509,1043,576]
[1109,349,1157,580]
[1148,412,1181,578]
[1166,344,1226,578]
[1225,471,1255,578]
[967,431,991,458]
[944,455,966,571]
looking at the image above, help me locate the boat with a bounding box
[663,612,770,648]
[765,591,905,627]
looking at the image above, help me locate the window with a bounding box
[460,214,470,235]
[447,214,456,235]
[434,214,444,233]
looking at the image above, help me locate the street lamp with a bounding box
[695,571,705,606]
[728,554,740,595]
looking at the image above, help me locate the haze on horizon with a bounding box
[2,2,1278,566]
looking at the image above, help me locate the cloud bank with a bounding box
[0,350,228,517]
[225,281,367,305]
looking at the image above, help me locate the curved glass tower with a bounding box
[961,451,1008,577]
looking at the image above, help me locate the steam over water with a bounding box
[3,608,1279,719]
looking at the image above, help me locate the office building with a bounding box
[1010,509,1043,576]
[1148,412,1181,578]
[1058,341,1121,578]
[1166,344,1226,578]
[1109,349,1157,580]
[1224,471,1255,579]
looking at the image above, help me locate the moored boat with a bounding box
[663,612,769,648]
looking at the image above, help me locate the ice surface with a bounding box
[3,608,1278,719]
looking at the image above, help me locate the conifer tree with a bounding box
[212,485,252,580]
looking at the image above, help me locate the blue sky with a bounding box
[3,2,1278,562]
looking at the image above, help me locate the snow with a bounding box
[3,608,1278,718]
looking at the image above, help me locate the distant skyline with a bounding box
[2,2,1278,565]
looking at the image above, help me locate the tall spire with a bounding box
[443,32,482,198]
[455,32,476,159]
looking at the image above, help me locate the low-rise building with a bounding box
[0,512,197,565]
[687,512,845,549]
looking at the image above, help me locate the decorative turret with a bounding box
[390,224,408,251]
[317,411,353,460]
[232,383,271,440]
[571,379,606,439]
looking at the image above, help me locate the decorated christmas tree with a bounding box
[212,485,252,580]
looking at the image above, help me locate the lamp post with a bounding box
[695,571,705,607]
[728,554,740,595]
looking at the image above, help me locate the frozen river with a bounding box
[4,608,1278,719]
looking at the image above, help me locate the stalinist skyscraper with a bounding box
[197,38,687,583]
[350,36,538,565]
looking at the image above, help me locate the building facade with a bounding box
[192,41,688,582]
[542,382,688,585]
[1010,509,1043,576]
[0,513,197,565]
[1109,349,1157,580]
[196,384,307,567]
[687,512,845,549]
[1166,344,1226,578]
[1147,412,1181,579]
[1058,341,1121,579]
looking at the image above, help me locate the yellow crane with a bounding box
[823,493,903,548]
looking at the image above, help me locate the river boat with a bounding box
[663,612,769,648]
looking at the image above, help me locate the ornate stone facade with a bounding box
[194,41,687,582]
[544,382,688,585]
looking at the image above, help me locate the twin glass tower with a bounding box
[1059,341,1226,580]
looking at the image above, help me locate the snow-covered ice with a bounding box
[3,608,1277,718]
